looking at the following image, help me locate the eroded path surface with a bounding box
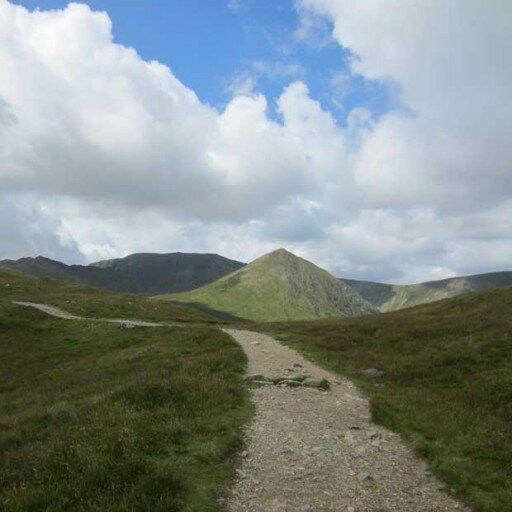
[13,301,174,327]
[223,328,466,512]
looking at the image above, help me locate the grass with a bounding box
[0,269,251,511]
[0,268,223,324]
[261,286,512,512]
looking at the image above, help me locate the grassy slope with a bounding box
[0,270,251,511]
[380,272,512,312]
[0,268,222,324]
[263,286,512,511]
[341,272,512,312]
[159,249,375,322]
[379,282,454,311]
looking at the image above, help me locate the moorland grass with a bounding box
[263,287,512,512]
[0,268,221,324]
[0,271,251,511]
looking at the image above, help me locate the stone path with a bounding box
[12,301,175,327]
[222,328,466,512]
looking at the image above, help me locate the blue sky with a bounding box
[14,0,391,122]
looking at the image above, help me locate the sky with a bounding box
[0,0,511,283]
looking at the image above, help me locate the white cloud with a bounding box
[225,59,304,100]
[0,194,83,263]
[299,0,512,211]
[0,1,511,283]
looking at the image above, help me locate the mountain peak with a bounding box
[166,249,376,321]
[258,247,298,263]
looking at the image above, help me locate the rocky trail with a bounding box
[13,302,467,511]
[12,301,174,327]
[222,329,466,512]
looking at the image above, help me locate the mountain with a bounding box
[159,248,376,322]
[0,252,245,295]
[340,271,512,311]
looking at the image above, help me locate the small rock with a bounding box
[4,283,11,288]
[347,507,356,512]
[360,368,385,378]
[357,472,374,485]
[278,446,294,455]
[251,380,274,386]
[279,379,303,387]
[250,341,261,346]
[285,373,310,382]
[302,377,330,389]
[424,471,433,478]
[240,450,248,458]
[244,374,271,382]
[120,323,135,329]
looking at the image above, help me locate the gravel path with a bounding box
[12,301,174,327]
[223,328,466,512]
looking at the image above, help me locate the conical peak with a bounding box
[254,248,299,265]
[268,248,293,257]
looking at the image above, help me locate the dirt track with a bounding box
[223,328,466,512]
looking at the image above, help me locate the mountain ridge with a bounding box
[0,252,245,295]
[2,251,512,313]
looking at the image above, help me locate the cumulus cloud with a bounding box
[0,1,511,282]
[300,0,512,209]
[0,194,83,262]
[0,2,345,220]
[293,0,512,279]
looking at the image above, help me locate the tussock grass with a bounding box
[263,287,512,511]
[0,270,250,511]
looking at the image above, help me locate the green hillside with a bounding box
[264,285,512,511]
[0,267,225,324]
[159,248,376,322]
[0,268,250,511]
[0,252,244,295]
[341,271,512,312]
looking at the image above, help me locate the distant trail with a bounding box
[222,328,467,512]
[12,301,179,327]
